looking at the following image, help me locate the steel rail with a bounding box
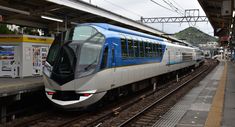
[118,65,210,127]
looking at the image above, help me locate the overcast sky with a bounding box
[82,0,214,36]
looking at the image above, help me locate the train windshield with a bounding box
[70,26,105,78]
[46,31,65,66]
[47,26,105,84]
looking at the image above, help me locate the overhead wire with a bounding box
[161,0,184,16]
[151,0,200,28]
[166,0,195,18]
[169,0,185,12]
[102,0,143,18]
[164,0,200,26]
[150,0,184,32]
[150,0,177,14]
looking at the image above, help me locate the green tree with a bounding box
[0,24,14,34]
[18,26,40,35]
[174,27,218,45]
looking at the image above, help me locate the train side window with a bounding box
[100,47,108,70]
[147,42,151,57]
[155,44,158,57]
[152,44,156,57]
[133,40,139,57]
[156,44,159,57]
[158,44,162,56]
[139,41,144,57]
[128,39,134,58]
[149,43,153,57]
[121,39,128,58]
[144,42,148,57]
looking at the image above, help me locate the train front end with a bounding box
[43,25,107,109]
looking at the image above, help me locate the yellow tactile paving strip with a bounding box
[204,62,227,127]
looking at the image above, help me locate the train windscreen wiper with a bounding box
[84,60,97,71]
[63,40,73,45]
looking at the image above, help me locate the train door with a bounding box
[99,41,117,89]
[167,50,171,72]
[109,42,117,89]
[100,42,116,70]
[168,50,171,65]
[111,43,116,68]
[100,45,109,70]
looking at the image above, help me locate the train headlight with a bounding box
[76,90,96,97]
[82,93,91,97]
[47,91,56,95]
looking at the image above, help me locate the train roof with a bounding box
[166,41,195,49]
[79,23,196,49]
[82,23,164,42]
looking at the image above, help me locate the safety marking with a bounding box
[204,62,227,127]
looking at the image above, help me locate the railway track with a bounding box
[4,60,218,127]
[91,60,217,127]
[114,60,217,127]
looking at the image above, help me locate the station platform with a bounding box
[153,61,235,127]
[0,77,44,98]
[0,77,44,123]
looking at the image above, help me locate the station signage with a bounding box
[0,35,54,44]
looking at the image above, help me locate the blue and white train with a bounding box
[43,23,204,109]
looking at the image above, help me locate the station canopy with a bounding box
[0,0,185,43]
[198,0,234,38]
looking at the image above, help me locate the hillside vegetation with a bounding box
[174,27,218,45]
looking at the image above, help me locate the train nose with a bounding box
[45,88,98,105]
[45,89,96,101]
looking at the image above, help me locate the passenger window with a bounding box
[156,44,159,57]
[128,39,134,58]
[144,42,148,57]
[149,43,153,57]
[121,39,128,58]
[147,42,151,57]
[155,44,158,57]
[158,44,162,56]
[100,47,108,70]
[152,44,156,57]
[139,41,144,57]
[133,40,139,57]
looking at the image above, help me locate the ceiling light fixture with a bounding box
[41,15,63,22]
[0,5,30,15]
